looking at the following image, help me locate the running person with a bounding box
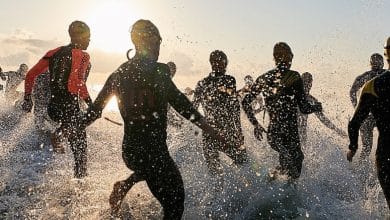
[1,64,29,104]
[32,71,53,133]
[193,50,247,190]
[83,20,226,219]
[299,72,347,146]
[242,42,322,180]
[347,37,390,209]
[22,20,92,178]
[349,53,386,160]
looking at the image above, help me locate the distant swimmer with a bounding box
[347,37,390,209]
[0,64,29,104]
[242,42,322,180]
[298,72,347,146]
[193,50,247,191]
[349,53,386,160]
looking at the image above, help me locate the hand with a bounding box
[254,124,266,141]
[21,95,33,112]
[347,150,356,162]
[314,101,323,112]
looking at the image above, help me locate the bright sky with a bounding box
[0,0,389,90]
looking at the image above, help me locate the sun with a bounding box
[85,1,141,53]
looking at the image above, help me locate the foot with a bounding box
[50,133,65,154]
[109,181,129,216]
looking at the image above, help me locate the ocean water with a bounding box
[0,90,388,219]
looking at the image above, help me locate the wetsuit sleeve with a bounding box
[350,74,367,107]
[295,76,321,114]
[85,71,119,124]
[348,80,377,151]
[24,47,60,96]
[164,68,203,123]
[242,76,263,126]
[192,81,203,110]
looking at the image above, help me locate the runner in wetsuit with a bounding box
[349,53,386,160]
[193,50,247,190]
[298,72,347,146]
[22,20,92,178]
[1,64,29,104]
[347,37,390,209]
[82,20,226,219]
[242,42,322,180]
[32,71,53,133]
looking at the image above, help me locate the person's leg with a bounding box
[68,126,87,178]
[275,128,304,180]
[203,135,224,192]
[225,143,248,166]
[360,118,375,160]
[145,156,185,220]
[376,156,390,209]
[109,173,143,215]
[203,135,223,176]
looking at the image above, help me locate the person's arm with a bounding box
[242,76,266,140]
[83,71,119,126]
[24,48,60,97]
[192,81,203,110]
[295,76,322,114]
[349,74,366,107]
[347,80,376,161]
[22,48,59,112]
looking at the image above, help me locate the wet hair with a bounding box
[273,42,293,62]
[19,63,28,71]
[68,21,90,38]
[130,19,161,46]
[167,61,176,77]
[301,72,313,83]
[209,50,228,65]
[244,75,254,84]
[370,53,384,69]
[385,36,390,49]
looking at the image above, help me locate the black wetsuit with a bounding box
[348,70,390,209]
[193,71,246,176]
[85,58,202,220]
[242,65,321,179]
[349,69,386,158]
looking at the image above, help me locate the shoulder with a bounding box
[71,48,90,59]
[43,47,62,59]
[156,62,171,78]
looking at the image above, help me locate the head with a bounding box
[301,72,313,93]
[18,63,28,73]
[385,36,390,68]
[244,75,254,86]
[167,61,176,78]
[370,53,384,70]
[184,87,194,96]
[209,50,228,73]
[131,19,161,61]
[69,20,90,50]
[273,42,294,68]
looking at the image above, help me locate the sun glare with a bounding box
[85,1,141,53]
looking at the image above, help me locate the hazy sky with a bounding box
[0,0,389,89]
